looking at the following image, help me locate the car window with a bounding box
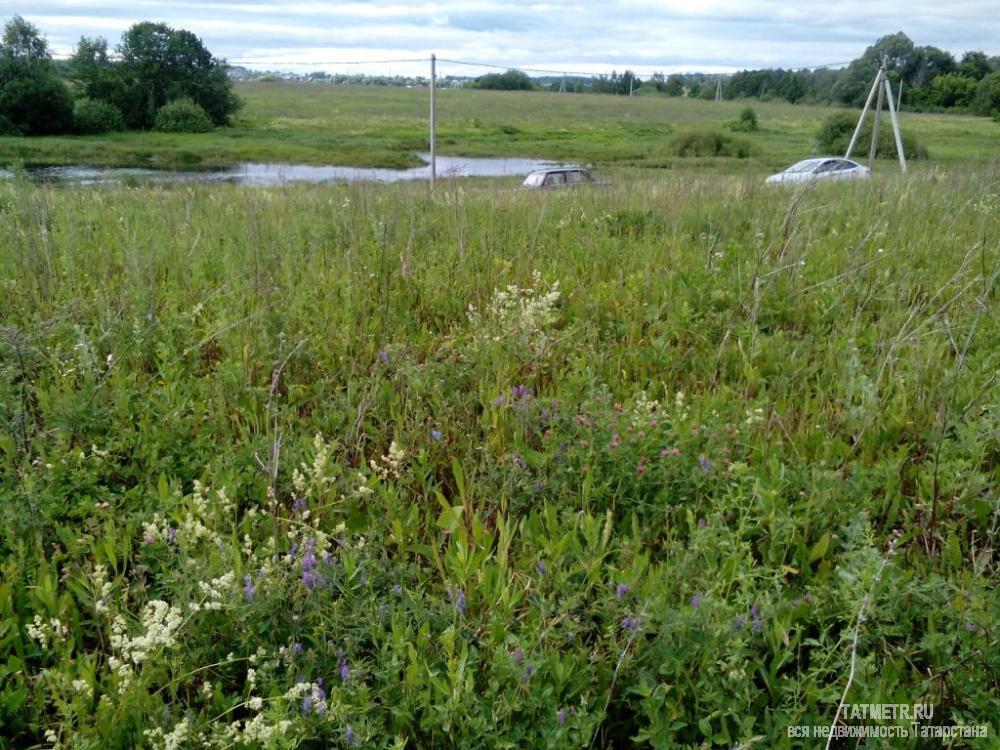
[523,173,545,187]
[566,171,583,184]
[815,160,838,174]
[787,159,824,173]
[834,160,855,171]
[544,172,566,186]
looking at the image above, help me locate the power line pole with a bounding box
[430,53,436,188]
[845,63,906,173]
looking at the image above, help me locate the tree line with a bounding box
[0,15,240,137]
[469,33,1000,120]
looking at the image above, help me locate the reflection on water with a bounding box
[2,154,569,186]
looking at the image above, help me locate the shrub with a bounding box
[815,111,929,160]
[0,112,22,135]
[0,73,74,135]
[728,106,759,132]
[669,129,753,158]
[73,98,125,134]
[153,98,214,133]
[973,71,1000,118]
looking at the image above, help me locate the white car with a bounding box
[765,157,870,185]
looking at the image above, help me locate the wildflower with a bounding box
[166,526,178,545]
[292,642,303,654]
[143,533,156,545]
[512,384,533,400]
[302,695,313,715]
[431,429,442,441]
[512,649,525,664]
[536,560,547,575]
[302,570,318,590]
[339,656,350,682]
[621,617,640,632]
[391,583,402,594]
[495,395,507,407]
[449,587,467,615]
[345,726,358,747]
[635,458,647,476]
[511,452,527,471]
[522,664,535,682]
[699,454,713,473]
[378,349,390,364]
[609,433,621,450]
[690,592,702,607]
[733,615,746,631]
[292,497,307,514]
[557,709,566,726]
[243,575,256,603]
[616,583,629,599]
[751,604,762,633]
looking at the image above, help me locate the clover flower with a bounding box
[621,617,640,632]
[690,592,702,607]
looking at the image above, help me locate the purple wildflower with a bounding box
[378,350,390,364]
[751,604,762,632]
[690,592,702,607]
[142,533,156,545]
[522,664,535,682]
[292,642,303,654]
[557,709,566,726]
[288,543,299,562]
[302,570,317,590]
[166,526,177,545]
[322,551,333,565]
[431,429,442,441]
[292,497,307,514]
[391,583,402,594]
[536,560,547,575]
[616,583,629,599]
[511,384,533,400]
[302,695,313,715]
[339,656,350,682]
[243,575,256,604]
[449,587,467,615]
[495,395,507,407]
[512,649,525,664]
[511,452,527,471]
[345,726,358,747]
[699,454,713,473]
[621,617,640,632]
[734,615,746,631]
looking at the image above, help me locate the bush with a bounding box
[73,98,125,134]
[0,73,74,135]
[728,106,759,132]
[973,71,1000,118]
[0,112,22,136]
[669,129,753,158]
[815,111,929,160]
[153,98,214,133]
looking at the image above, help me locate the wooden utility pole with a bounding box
[430,53,436,188]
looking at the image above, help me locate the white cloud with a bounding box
[15,1,1000,74]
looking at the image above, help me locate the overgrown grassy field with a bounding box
[0,82,997,171]
[1,165,998,747]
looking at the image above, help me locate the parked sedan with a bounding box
[765,157,870,185]
[522,167,594,188]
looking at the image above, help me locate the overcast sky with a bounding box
[17,1,1000,76]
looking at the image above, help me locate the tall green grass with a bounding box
[1,169,998,747]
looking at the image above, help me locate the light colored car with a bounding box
[522,167,594,188]
[765,157,870,185]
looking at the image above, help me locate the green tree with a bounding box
[70,36,123,104]
[958,51,992,81]
[973,71,1000,117]
[833,32,917,105]
[0,16,74,135]
[664,74,684,96]
[926,73,978,108]
[469,69,535,91]
[114,22,240,129]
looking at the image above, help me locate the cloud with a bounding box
[15,1,1000,74]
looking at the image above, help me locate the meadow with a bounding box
[0,81,997,172]
[1,148,999,748]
